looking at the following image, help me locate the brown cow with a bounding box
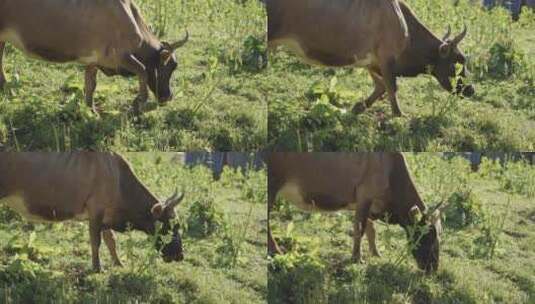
[0,152,185,272]
[267,0,474,116]
[268,152,446,273]
[0,0,188,114]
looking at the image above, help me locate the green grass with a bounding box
[268,154,535,303]
[0,0,267,151]
[0,153,267,303]
[267,0,535,151]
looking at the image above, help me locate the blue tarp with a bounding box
[483,0,523,16]
[184,152,265,179]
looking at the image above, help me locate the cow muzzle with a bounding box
[455,77,475,97]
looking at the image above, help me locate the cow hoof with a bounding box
[351,102,367,114]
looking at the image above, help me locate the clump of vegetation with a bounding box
[186,192,224,238]
[0,256,72,304]
[241,169,267,203]
[472,199,511,260]
[500,160,535,197]
[269,252,327,304]
[486,40,526,79]
[444,187,484,229]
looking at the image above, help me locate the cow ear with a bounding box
[160,49,172,65]
[151,203,164,219]
[409,205,422,224]
[439,43,452,58]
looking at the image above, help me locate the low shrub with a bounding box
[268,252,327,304]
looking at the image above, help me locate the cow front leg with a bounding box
[352,200,372,263]
[103,230,123,267]
[352,70,386,114]
[120,54,148,115]
[0,42,6,89]
[365,219,381,257]
[268,183,283,256]
[89,218,103,272]
[378,56,404,117]
[84,65,98,114]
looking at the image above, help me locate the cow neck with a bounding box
[389,153,427,228]
[397,3,443,73]
[117,158,159,223]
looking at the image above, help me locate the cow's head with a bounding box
[150,190,185,262]
[431,25,475,98]
[146,31,189,104]
[407,203,445,273]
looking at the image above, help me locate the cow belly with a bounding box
[0,195,88,223]
[274,37,373,68]
[278,181,357,212]
[275,38,325,66]
[0,29,84,63]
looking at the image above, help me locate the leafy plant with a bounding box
[186,194,224,238]
[269,252,327,304]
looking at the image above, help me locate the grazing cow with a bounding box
[0,0,189,114]
[268,152,446,273]
[0,152,185,272]
[267,0,474,116]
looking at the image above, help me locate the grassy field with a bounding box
[0,0,267,151]
[268,153,535,303]
[267,0,535,151]
[0,153,267,303]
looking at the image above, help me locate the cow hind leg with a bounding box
[84,65,98,114]
[102,230,123,267]
[120,54,148,116]
[89,218,103,272]
[0,42,5,89]
[352,200,372,263]
[352,70,386,114]
[365,219,381,257]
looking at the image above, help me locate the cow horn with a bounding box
[169,30,189,50]
[451,24,467,46]
[165,188,185,209]
[442,25,451,41]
